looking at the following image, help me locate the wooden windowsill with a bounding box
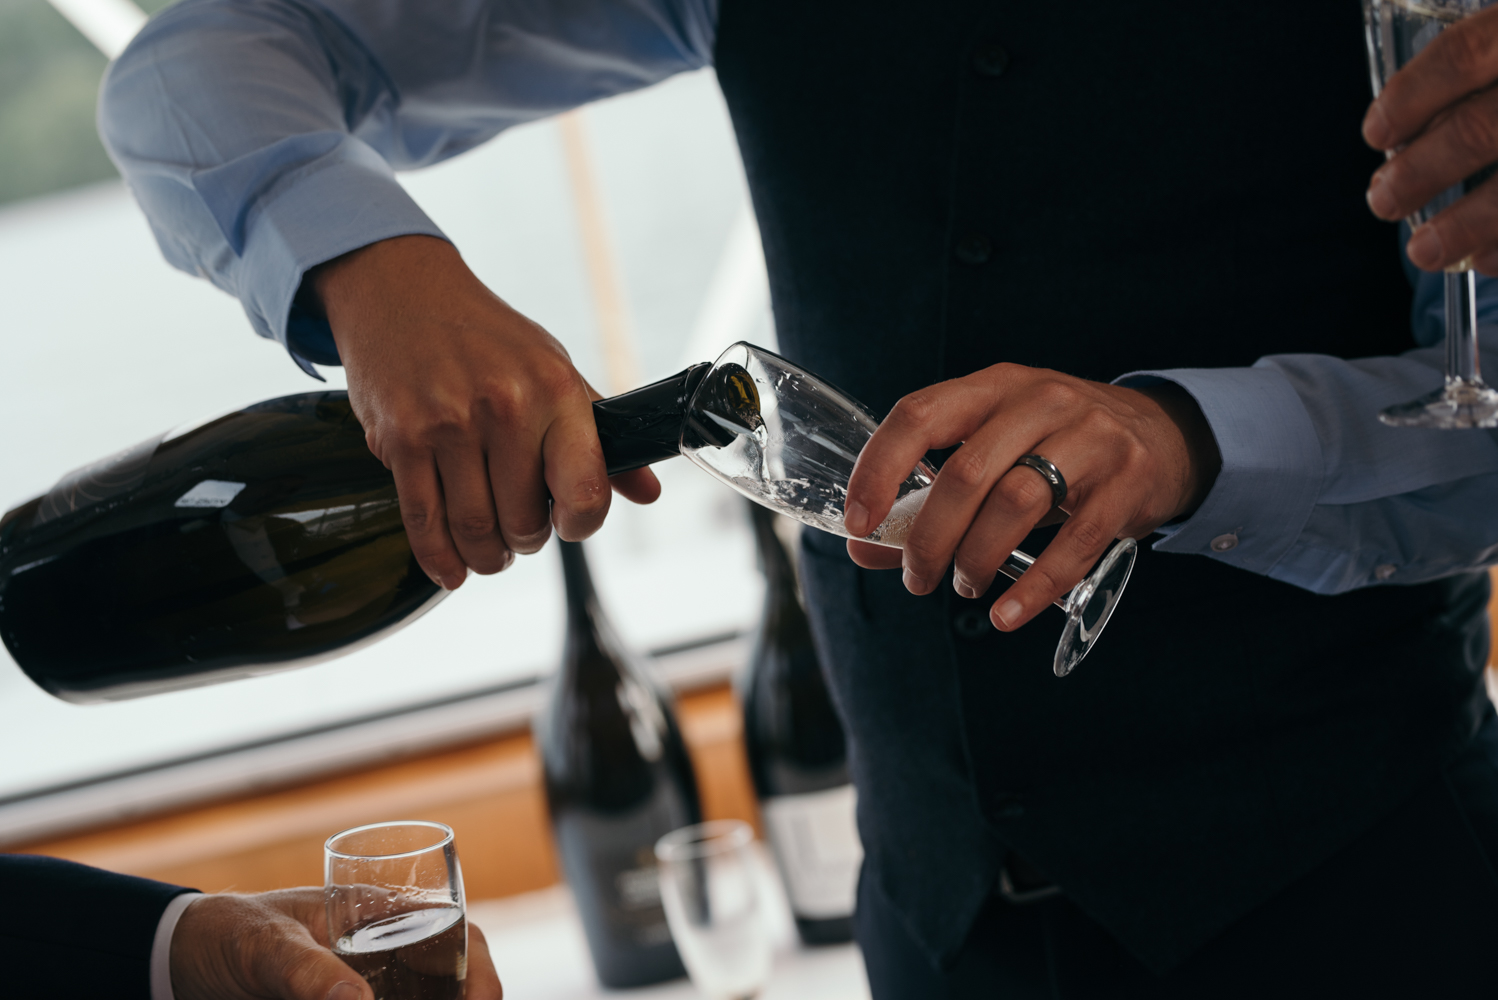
[13,684,760,899]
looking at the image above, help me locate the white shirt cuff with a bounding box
[151,892,203,1000]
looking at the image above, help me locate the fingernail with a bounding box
[1363,101,1393,148]
[845,500,870,537]
[954,577,977,599]
[1407,225,1443,269]
[326,983,362,1000]
[994,599,1023,629]
[1366,172,1396,219]
[903,568,928,594]
[440,573,464,591]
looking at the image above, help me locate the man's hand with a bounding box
[842,366,1220,633]
[170,888,503,1000]
[309,235,660,590]
[1364,5,1498,274]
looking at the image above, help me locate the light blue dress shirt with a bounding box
[98,0,1498,598]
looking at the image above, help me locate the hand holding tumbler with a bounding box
[325,821,468,1000]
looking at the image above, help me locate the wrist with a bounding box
[1133,381,1223,519]
[305,235,473,361]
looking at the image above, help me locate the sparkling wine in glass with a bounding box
[1365,0,1498,428]
[325,821,468,1000]
[677,343,1136,677]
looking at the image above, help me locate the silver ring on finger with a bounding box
[1014,453,1067,510]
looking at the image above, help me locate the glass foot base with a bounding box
[1379,381,1498,429]
[1054,537,1137,678]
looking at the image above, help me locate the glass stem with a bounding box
[997,548,1071,612]
[1446,268,1482,386]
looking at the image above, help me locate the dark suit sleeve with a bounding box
[0,853,196,1000]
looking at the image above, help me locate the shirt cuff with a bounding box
[1114,366,1324,574]
[220,137,448,373]
[151,892,203,1000]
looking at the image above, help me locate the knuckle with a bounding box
[994,470,1050,516]
[1023,561,1070,599]
[479,382,527,424]
[940,450,990,492]
[1067,517,1113,554]
[1450,103,1498,158]
[890,391,939,429]
[451,513,498,542]
[535,358,583,401]
[900,531,945,568]
[1445,23,1492,86]
[1036,378,1081,410]
[400,502,442,535]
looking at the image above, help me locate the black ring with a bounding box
[1015,454,1067,509]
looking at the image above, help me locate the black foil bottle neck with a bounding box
[593,363,712,476]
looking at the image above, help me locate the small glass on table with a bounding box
[325,820,468,1000]
[655,820,773,1000]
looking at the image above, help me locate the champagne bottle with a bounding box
[739,502,862,945]
[0,366,712,703]
[536,539,702,988]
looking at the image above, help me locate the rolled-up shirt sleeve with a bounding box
[1118,296,1498,594]
[98,0,716,373]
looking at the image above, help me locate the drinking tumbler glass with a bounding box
[325,820,468,1000]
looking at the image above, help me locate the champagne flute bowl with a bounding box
[677,342,1136,677]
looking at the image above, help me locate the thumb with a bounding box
[260,938,372,1000]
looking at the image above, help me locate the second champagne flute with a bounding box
[655,820,773,1000]
[1365,0,1498,428]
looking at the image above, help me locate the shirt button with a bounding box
[972,42,1010,77]
[1210,533,1239,552]
[953,609,990,640]
[1374,563,1397,581]
[955,234,993,264]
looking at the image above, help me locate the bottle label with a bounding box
[761,784,863,919]
[174,480,247,508]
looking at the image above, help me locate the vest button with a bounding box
[953,609,990,640]
[1210,533,1239,552]
[973,42,1010,77]
[955,234,993,264]
[1374,563,1397,581]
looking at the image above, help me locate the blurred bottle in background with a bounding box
[536,539,702,987]
[739,502,862,945]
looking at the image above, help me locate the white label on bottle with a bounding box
[761,784,863,919]
[174,480,246,508]
[615,864,663,910]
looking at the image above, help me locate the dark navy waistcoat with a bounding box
[713,0,1493,974]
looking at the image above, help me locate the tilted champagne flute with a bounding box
[1365,0,1498,428]
[677,343,1137,677]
